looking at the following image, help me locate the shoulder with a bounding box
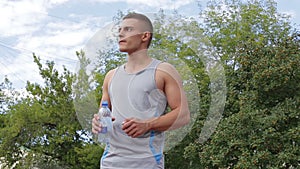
[156,61,183,88]
[103,68,117,85]
[106,68,117,78]
[157,62,181,78]
[157,62,177,72]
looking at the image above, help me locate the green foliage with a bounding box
[1,0,299,168]
[0,54,102,168]
[74,143,103,169]
[72,50,100,135]
[183,0,300,168]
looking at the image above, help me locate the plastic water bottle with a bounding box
[98,100,112,144]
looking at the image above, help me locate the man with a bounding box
[92,12,190,169]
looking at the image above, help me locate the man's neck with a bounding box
[125,49,152,73]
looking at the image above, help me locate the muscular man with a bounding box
[92,12,190,169]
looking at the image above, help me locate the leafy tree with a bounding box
[183,0,300,168]
[2,1,299,168]
[0,54,102,169]
[0,77,11,115]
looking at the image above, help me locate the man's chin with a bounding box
[119,48,127,53]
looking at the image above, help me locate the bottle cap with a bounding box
[102,100,108,106]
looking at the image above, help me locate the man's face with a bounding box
[118,18,147,54]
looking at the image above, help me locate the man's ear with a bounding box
[142,32,151,42]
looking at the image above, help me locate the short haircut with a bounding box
[123,12,153,48]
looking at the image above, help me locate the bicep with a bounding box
[165,79,181,110]
[100,69,115,109]
[159,63,186,110]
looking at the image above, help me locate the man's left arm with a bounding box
[122,63,190,138]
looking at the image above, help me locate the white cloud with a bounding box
[0,1,44,36]
[0,0,109,88]
[13,13,104,64]
[132,0,195,9]
[16,23,91,50]
[0,0,68,37]
[92,0,195,9]
[0,54,43,89]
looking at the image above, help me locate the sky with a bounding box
[0,0,300,89]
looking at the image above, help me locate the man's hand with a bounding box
[92,114,115,134]
[122,118,152,138]
[92,114,101,134]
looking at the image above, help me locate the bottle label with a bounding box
[101,126,108,133]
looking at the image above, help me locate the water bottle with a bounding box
[98,100,112,144]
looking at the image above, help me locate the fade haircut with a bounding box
[122,12,153,48]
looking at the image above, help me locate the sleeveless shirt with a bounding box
[100,59,167,169]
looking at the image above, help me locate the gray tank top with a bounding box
[101,59,167,169]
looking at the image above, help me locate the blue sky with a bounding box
[0,0,299,89]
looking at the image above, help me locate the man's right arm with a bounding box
[91,69,115,134]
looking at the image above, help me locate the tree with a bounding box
[0,54,102,169]
[2,1,299,167]
[183,0,300,168]
[0,77,12,115]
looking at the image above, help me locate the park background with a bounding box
[0,0,299,168]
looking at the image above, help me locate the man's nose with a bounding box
[118,28,125,38]
[118,32,124,38]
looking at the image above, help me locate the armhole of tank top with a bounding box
[108,66,121,97]
[153,61,163,90]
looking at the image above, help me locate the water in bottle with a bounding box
[98,100,112,144]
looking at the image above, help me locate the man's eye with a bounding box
[126,27,133,32]
[118,27,133,32]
